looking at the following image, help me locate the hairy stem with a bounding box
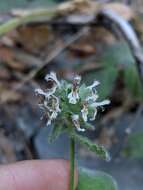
[70,137,75,190]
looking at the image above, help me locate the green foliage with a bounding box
[83,67,118,100]
[123,132,143,159]
[71,132,110,161]
[79,84,91,100]
[124,66,143,100]
[83,42,143,100]
[77,168,118,190]
[102,42,143,100]
[101,42,135,67]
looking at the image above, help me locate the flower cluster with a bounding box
[35,72,110,132]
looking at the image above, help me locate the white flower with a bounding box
[90,100,110,121]
[35,72,60,99]
[46,95,61,126]
[45,72,60,87]
[90,108,97,121]
[47,111,58,126]
[74,75,81,85]
[45,72,60,96]
[81,103,88,122]
[91,100,110,107]
[52,95,61,113]
[35,72,62,126]
[87,80,100,90]
[68,75,81,104]
[86,80,100,102]
[37,92,61,126]
[86,93,99,102]
[46,118,51,126]
[35,88,47,97]
[71,114,85,132]
[68,90,79,104]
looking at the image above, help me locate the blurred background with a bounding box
[0,0,143,190]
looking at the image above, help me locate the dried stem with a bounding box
[0,9,57,37]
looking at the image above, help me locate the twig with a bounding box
[0,9,57,37]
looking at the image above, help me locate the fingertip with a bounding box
[0,159,78,190]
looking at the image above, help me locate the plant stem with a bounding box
[70,137,75,190]
[0,9,57,37]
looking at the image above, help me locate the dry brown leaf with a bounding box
[90,27,116,44]
[58,0,134,21]
[0,67,11,80]
[69,43,96,57]
[0,46,26,71]
[13,25,50,54]
[101,3,135,21]
[0,84,21,103]
[58,0,101,15]
[0,90,21,103]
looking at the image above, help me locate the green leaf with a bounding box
[77,168,118,190]
[101,42,143,100]
[123,132,143,159]
[101,42,135,67]
[79,84,91,100]
[124,66,143,100]
[71,132,110,161]
[83,67,118,99]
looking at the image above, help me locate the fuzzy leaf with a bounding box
[71,132,110,161]
[79,84,91,100]
[77,168,118,190]
[79,118,95,130]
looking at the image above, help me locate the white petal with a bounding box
[72,114,79,120]
[81,107,88,122]
[76,127,85,132]
[71,114,85,132]
[87,80,100,89]
[47,119,51,126]
[35,88,46,96]
[82,112,88,122]
[93,100,110,107]
[86,93,99,102]
[45,72,60,87]
[74,75,81,84]
[68,92,78,104]
[90,108,97,121]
